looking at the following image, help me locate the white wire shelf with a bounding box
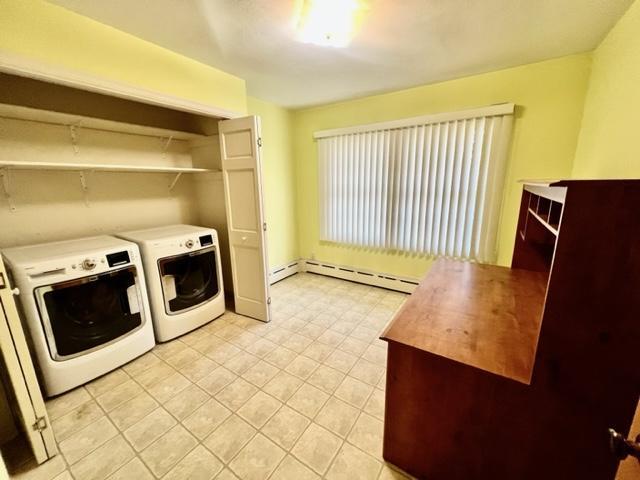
[0,160,216,174]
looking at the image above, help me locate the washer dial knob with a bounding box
[82,258,97,270]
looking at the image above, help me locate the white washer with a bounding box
[2,236,155,397]
[117,225,225,342]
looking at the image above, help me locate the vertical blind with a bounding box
[316,104,514,263]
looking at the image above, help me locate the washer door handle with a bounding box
[126,285,141,315]
[162,275,177,301]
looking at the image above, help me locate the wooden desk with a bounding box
[381,260,547,384]
[380,180,640,480]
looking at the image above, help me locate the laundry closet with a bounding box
[0,71,271,318]
[0,70,271,463]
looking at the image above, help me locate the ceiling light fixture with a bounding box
[294,0,365,48]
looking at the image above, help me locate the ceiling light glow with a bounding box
[295,0,364,48]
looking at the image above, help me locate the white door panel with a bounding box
[218,116,271,322]
[226,169,259,231]
[0,256,56,463]
[222,130,255,158]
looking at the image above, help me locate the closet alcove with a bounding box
[0,69,272,464]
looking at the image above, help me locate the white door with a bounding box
[218,116,271,322]
[0,255,56,463]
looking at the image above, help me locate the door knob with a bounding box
[609,428,640,462]
[241,236,247,241]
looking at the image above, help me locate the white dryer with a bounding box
[117,225,225,342]
[2,236,155,397]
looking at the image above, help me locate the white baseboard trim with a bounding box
[269,260,302,285]
[300,259,419,294]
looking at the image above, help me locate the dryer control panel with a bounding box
[132,229,219,257]
[175,231,217,251]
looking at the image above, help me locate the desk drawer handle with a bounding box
[609,428,640,462]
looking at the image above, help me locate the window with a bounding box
[316,104,514,263]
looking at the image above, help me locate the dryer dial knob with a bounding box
[185,239,195,249]
[82,258,97,270]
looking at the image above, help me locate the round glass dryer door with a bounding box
[35,266,144,360]
[158,247,220,315]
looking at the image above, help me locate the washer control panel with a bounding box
[19,248,137,283]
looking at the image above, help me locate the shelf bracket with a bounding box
[0,168,16,212]
[168,172,183,192]
[162,135,174,155]
[79,171,90,207]
[69,124,80,154]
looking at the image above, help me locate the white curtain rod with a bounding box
[313,103,515,139]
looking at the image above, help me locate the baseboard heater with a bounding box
[302,259,418,294]
[269,260,301,285]
[269,259,419,293]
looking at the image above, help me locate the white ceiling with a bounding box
[48,0,633,108]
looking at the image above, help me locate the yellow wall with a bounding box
[292,54,591,277]
[247,97,299,269]
[572,0,640,178]
[0,0,247,114]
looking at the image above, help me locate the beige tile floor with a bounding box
[6,273,415,480]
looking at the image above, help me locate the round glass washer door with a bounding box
[34,266,144,360]
[158,247,220,315]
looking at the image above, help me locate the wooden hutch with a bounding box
[380,180,640,479]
